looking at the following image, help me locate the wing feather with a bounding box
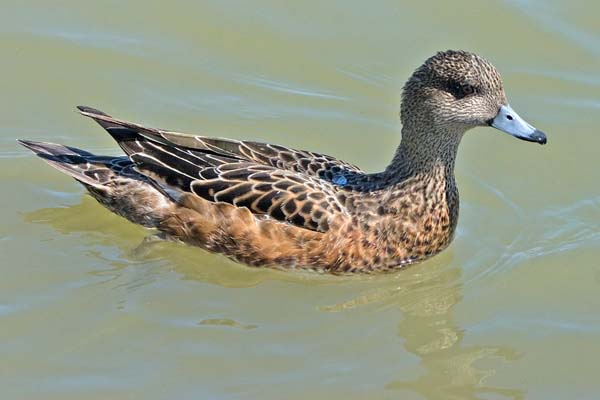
[77,106,363,179]
[77,106,355,231]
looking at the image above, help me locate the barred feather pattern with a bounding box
[73,107,372,233]
[19,50,518,273]
[125,138,348,232]
[22,105,462,273]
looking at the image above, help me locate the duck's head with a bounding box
[401,50,546,145]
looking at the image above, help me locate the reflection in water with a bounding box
[198,318,258,330]
[28,198,525,399]
[323,260,524,400]
[387,268,523,399]
[24,197,328,289]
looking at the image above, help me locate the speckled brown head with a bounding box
[400,50,547,145]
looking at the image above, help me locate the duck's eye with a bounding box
[460,84,475,96]
[448,82,476,99]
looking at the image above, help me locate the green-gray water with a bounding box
[1,1,599,399]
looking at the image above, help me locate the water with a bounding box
[1,1,599,399]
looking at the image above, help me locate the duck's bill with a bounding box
[490,104,547,145]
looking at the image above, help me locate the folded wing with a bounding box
[77,106,353,232]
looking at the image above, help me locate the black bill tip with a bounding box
[516,129,547,145]
[531,129,547,145]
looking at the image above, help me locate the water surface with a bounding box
[1,1,599,399]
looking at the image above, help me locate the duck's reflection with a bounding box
[27,197,524,399]
[322,255,524,400]
[25,196,303,288]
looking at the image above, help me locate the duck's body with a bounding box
[19,50,546,273]
[19,112,458,273]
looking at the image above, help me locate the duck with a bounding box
[18,50,546,273]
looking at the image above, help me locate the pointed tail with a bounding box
[17,139,118,189]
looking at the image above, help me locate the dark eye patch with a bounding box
[446,80,477,99]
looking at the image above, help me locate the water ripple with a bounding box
[465,194,600,285]
[236,75,349,100]
[336,66,394,88]
[27,28,145,52]
[505,0,600,56]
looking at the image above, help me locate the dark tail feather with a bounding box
[18,140,113,189]
[76,105,174,156]
[18,139,95,158]
[76,105,143,144]
[19,139,175,227]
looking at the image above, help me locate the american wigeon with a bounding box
[19,50,546,273]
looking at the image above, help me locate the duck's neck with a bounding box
[383,124,463,184]
[381,123,462,224]
[344,124,464,194]
[377,124,464,256]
